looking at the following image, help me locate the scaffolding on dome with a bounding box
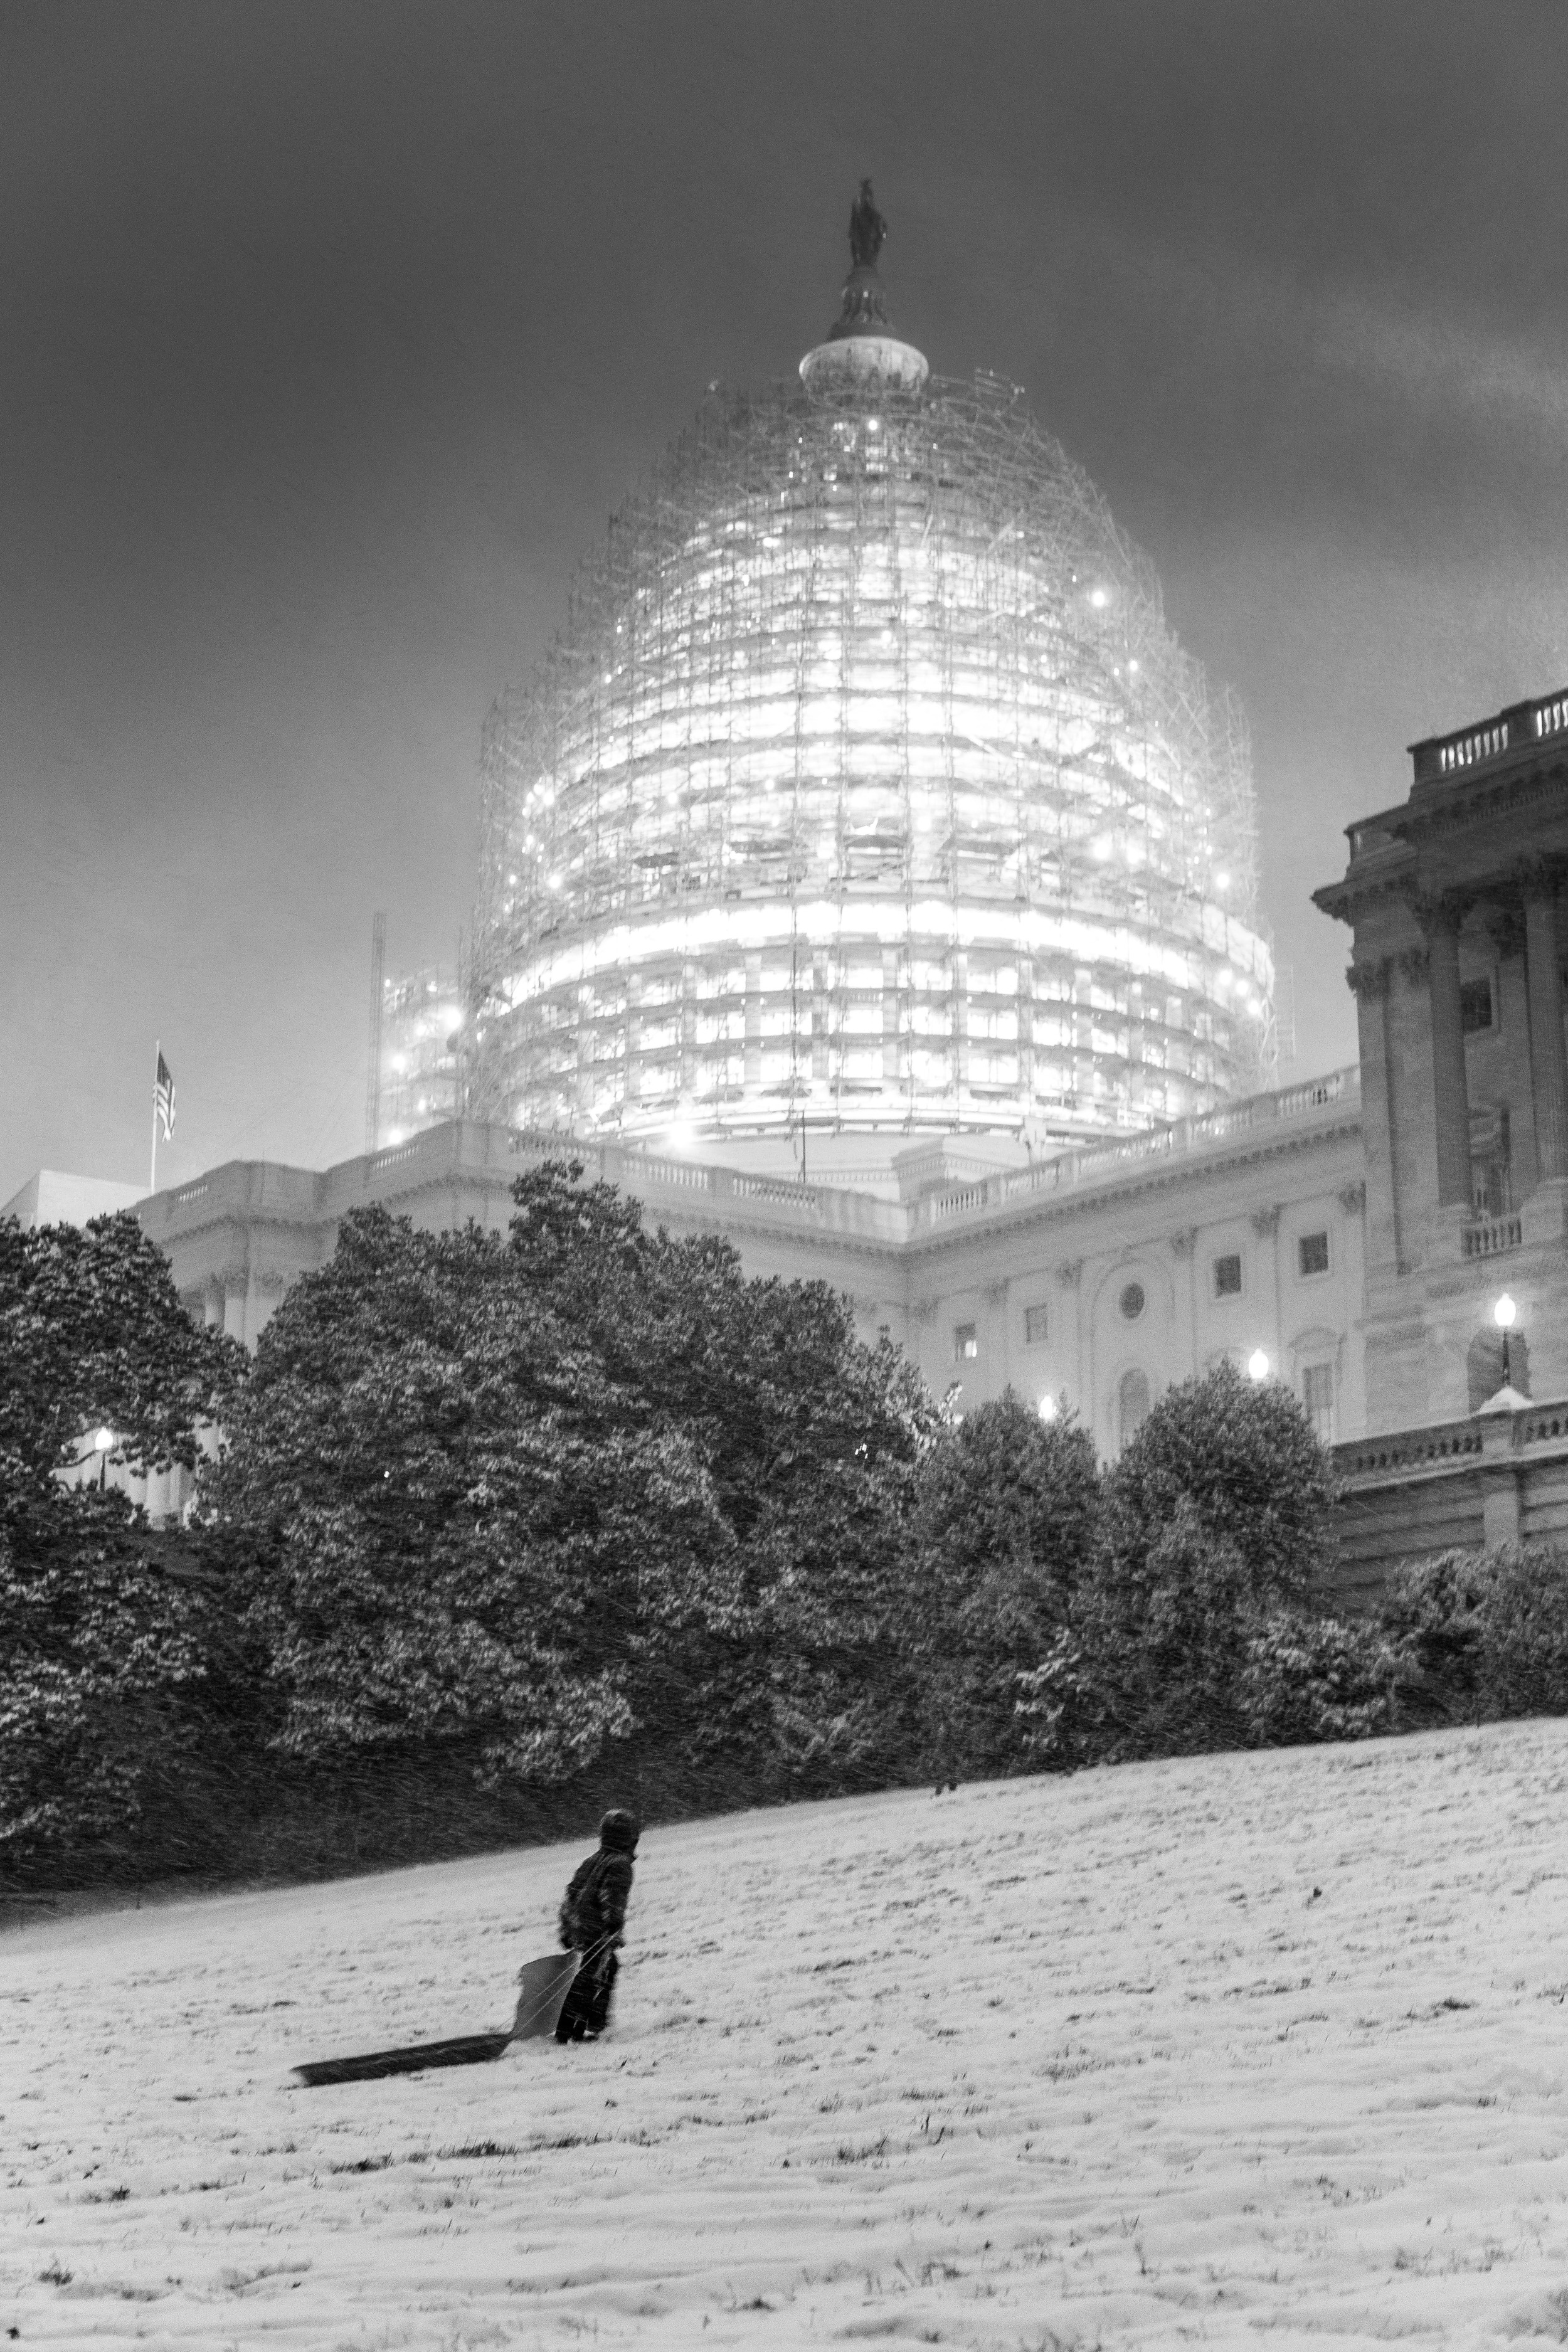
[374,966,463,1150]
[466,367,1273,1172]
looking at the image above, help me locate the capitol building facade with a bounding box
[85,208,1568,1577]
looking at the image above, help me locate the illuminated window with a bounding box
[1024,1304,1048,1346]
[1213,1253,1242,1298]
[953,1323,978,1362]
[1303,1362,1335,1444]
[1298,1231,1329,1278]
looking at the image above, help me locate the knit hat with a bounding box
[599,1808,640,1853]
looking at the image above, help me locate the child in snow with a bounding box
[553,1809,639,2043]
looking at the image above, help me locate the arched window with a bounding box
[1118,1367,1151,1453]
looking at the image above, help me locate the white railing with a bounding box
[929,1183,990,1223]
[969,1065,1361,1217]
[630,1155,712,1191]
[370,1142,424,1174]
[1336,1419,1483,1481]
[730,1174,822,1207]
[1461,1213,1523,1259]
[1438,720,1509,775]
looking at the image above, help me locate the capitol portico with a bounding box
[1316,691,1568,1424]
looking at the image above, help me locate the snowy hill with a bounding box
[5,1720,1568,2348]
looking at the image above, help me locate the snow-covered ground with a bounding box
[4,1720,1568,2349]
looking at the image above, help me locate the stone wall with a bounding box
[1330,1396,1568,1611]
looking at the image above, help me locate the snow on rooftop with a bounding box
[4,1718,1566,2345]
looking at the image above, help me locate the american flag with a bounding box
[154,1051,176,1142]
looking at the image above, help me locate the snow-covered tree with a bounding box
[0,1213,240,1867]
[204,1163,937,1798]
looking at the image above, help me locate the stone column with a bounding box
[1424,907,1472,1209]
[1524,881,1568,1182]
[985,1278,1010,1396]
[222,1266,250,1346]
[1168,1227,1199,1380]
[1057,1258,1084,1428]
[1251,1204,1282,1371]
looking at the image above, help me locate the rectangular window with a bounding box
[1298,1230,1330,1278]
[953,1322,978,1362]
[1460,978,1493,1034]
[1303,1362,1335,1445]
[1213,1253,1242,1298]
[1024,1304,1048,1346]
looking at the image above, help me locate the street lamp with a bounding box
[1037,1394,1059,1424]
[1494,1293,1518,1387]
[92,1426,115,1491]
[1247,1348,1270,1383]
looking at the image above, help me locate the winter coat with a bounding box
[558,1845,634,1956]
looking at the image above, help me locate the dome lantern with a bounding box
[800,178,929,394]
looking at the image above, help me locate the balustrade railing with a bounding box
[1414,686,1568,783]
[1436,720,1509,776]
[1461,1213,1522,1259]
[973,1064,1360,1219]
[1335,1421,1483,1481]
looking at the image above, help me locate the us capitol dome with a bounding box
[464,187,1273,1185]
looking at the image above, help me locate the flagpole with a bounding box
[150,1037,160,1195]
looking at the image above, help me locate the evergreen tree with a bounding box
[206,1163,938,1798]
[905,1391,1099,1779]
[0,1213,240,1867]
[1019,1364,1361,1766]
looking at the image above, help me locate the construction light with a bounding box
[466,366,1273,1148]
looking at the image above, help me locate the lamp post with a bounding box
[92,1426,115,1491]
[1247,1348,1270,1383]
[1494,1293,1517,1389]
[1037,1394,1059,1424]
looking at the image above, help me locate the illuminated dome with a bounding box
[467,222,1273,1175]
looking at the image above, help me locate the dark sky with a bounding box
[6,1,1567,1200]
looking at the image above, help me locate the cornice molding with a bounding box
[1400,755,1568,849]
[905,1112,1365,1264]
